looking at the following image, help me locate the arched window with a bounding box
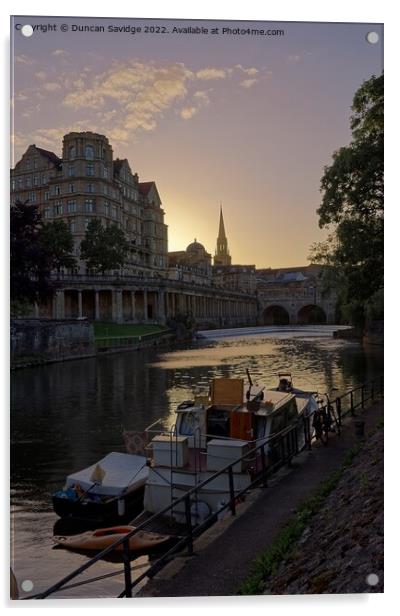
[85,145,94,160]
[68,145,76,159]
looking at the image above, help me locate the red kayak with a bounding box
[54,525,170,552]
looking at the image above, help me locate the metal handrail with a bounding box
[35,374,383,599]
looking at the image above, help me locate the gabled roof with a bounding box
[113,158,133,176]
[138,181,155,196]
[35,146,62,167]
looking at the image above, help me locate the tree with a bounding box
[38,220,76,272]
[80,219,129,274]
[310,74,383,328]
[10,201,76,306]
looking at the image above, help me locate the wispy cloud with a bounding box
[240,79,258,89]
[12,60,267,156]
[15,54,35,66]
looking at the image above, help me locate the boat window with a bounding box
[207,406,230,438]
[286,400,298,423]
[255,415,267,439]
[270,411,286,434]
[179,411,201,436]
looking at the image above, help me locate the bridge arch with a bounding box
[262,305,290,325]
[297,304,327,325]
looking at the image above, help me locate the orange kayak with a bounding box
[54,525,170,552]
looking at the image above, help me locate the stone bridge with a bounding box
[258,293,336,325]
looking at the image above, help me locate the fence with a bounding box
[95,329,174,350]
[31,374,383,600]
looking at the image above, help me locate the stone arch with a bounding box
[297,304,327,324]
[262,305,290,325]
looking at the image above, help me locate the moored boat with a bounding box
[52,452,149,523]
[142,373,318,523]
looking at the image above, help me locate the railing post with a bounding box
[336,397,342,434]
[305,416,312,450]
[361,385,365,409]
[350,391,355,416]
[184,494,194,555]
[228,466,236,516]
[287,433,292,468]
[260,444,268,487]
[122,538,132,598]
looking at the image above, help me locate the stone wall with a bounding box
[10,318,95,366]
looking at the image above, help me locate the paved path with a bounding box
[140,400,383,597]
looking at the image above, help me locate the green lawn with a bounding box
[93,322,167,339]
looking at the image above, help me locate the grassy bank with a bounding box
[93,322,167,339]
[238,441,366,595]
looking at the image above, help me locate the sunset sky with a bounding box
[11,17,383,267]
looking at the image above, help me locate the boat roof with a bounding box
[65,452,149,496]
[175,390,295,416]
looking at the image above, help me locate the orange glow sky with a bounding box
[11,17,383,267]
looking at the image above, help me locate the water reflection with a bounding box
[10,326,383,598]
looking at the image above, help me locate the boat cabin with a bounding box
[174,378,298,448]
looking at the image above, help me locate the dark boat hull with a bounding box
[52,486,145,524]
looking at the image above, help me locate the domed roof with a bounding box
[186,239,206,253]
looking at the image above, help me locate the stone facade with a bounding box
[213,264,257,294]
[168,239,212,285]
[11,318,95,365]
[10,131,168,277]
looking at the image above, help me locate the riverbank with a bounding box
[11,321,176,369]
[139,399,383,597]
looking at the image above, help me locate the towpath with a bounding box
[139,399,383,597]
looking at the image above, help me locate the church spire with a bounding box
[214,204,232,266]
[218,204,226,240]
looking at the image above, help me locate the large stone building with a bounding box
[11,131,168,277]
[168,240,212,284]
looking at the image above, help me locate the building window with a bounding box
[85,145,94,160]
[44,191,50,201]
[69,145,76,159]
[87,184,94,193]
[55,202,63,215]
[26,176,32,188]
[33,176,39,186]
[42,175,47,185]
[103,165,109,179]
[84,218,90,230]
[86,162,94,176]
[104,201,110,216]
[28,192,36,203]
[55,185,61,195]
[17,178,23,188]
[44,208,51,219]
[67,200,77,213]
[84,199,94,213]
[69,184,75,193]
[11,179,15,191]
[69,219,76,233]
[68,165,75,177]
[111,206,117,219]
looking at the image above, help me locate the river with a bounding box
[10,325,383,599]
